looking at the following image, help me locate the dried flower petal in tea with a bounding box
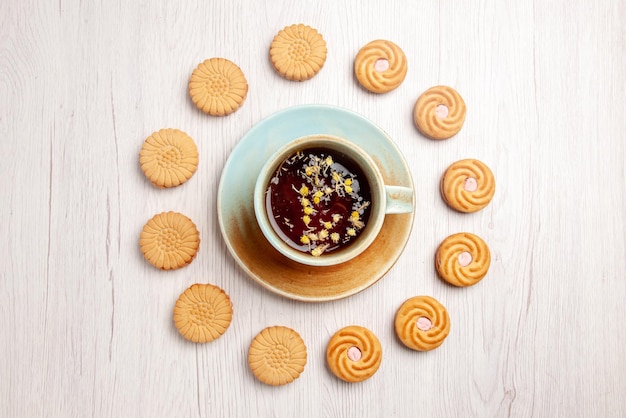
[265,148,371,256]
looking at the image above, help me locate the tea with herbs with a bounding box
[265,148,371,257]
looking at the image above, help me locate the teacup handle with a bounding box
[385,185,414,214]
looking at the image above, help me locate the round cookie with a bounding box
[139,211,200,270]
[413,85,466,139]
[326,325,382,383]
[173,283,233,343]
[248,326,307,386]
[435,232,490,287]
[354,39,407,93]
[188,58,248,116]
[394,296,450,351]
[441,159,495,213]
[139,128,198,188]
[270,24,327,81]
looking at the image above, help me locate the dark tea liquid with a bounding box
[265,148,371,256]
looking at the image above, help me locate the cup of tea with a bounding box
[254,134,413,266]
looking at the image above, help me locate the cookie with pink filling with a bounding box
[395,296,450,351]
[354,40,407,93]
[414,85,466,140]
[326,325,382,382]
[435,232,490,287]
[440,159,495,213]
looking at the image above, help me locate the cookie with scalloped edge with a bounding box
[248,326,307,386]
[188,58,248,116]
[173,283,233,343]
[139,128,198,188]
[139,211,200,270]
[270,24,327,81]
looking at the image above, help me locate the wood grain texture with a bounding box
[1,0,624,417]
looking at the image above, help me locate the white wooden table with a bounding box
[2,1,625,416]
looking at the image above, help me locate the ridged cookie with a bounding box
[326,325,382,383]
[395,296,450,351]
[270,24,327,81]
[441,159,495,213]
[354,39,407,93]
[414,85,466,139]
[188,58,248,116]
[248,326,307,386]
[435,232,490,287]
[139,128,198,188]
[173,283,233,343]
[139,211,200,270]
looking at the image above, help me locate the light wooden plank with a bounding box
[0,0,624,416]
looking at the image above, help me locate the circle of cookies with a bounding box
[326,325,382,383]
[139,211,200,270]
[270,24,327,81]
[354,39,407,93]
[188,58,248,116]
[413,85,466,139]
[248,326,307,386]
[139,128,198,188]
[441,159,495,213]
[435,232,491,287]
[173,283,233,343]
[395,296,450,351]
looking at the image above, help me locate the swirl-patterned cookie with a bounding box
[270,24,327,81]
[188,58,248,116]
[354,39,407,94]
[248,326,307,386]
[326,325,382,383]
[139,128,198,188]
[394,296,450,351]
[435,232,491,287]
[441,159,495,213]
[413,85,466,139]
[139,211,200,270]
[173,283,233,343]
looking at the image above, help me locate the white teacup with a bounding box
[254,134,413,266]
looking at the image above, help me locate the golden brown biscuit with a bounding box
[395,296,450,351]
[248,326,307,386]
[173,283,233,343]
[139,128,199,188]
[414,85,466,139]
[326,325,382,383]
[188,58,248,116]
[139,211,200,270]
[354,39,407,93]
[440,159,495,213]
[435,232,490,287]
[270,24,327,81]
